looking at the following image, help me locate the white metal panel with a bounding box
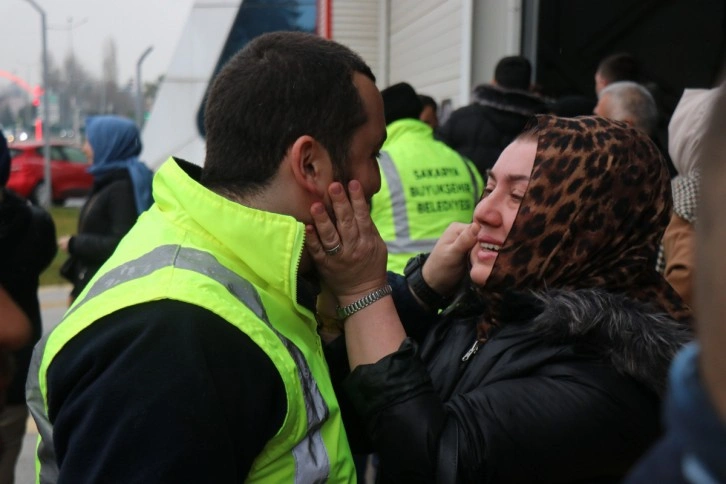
[472,0,523,96]
[332,0,381,79]
[141,1,242,169]
[387,0,463,108]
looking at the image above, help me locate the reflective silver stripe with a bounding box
[385,237,438,254]
[65,244,182,319]
[378,151,410,243]
[379,151,480,255]
[32,245,331,482]
[26,340,58,484]
[459,156,482,205]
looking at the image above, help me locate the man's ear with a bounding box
[288,135,333,198]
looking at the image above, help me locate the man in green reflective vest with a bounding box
[370,83,483,274]
[26,32,387,483]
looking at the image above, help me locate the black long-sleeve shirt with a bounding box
[46,300,286,482]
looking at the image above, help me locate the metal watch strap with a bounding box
[336,284,393,319]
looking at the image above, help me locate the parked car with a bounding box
[6,141,93,205]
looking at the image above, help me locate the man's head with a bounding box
[493,56,532,91]
[594,81,658,136]
[595,52,641,95]
[381,83,422,126]
[418,95,438,129]
[201,32,382,204]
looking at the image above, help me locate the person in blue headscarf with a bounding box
[58,115,154,301]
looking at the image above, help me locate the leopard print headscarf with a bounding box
[477,115,692,334]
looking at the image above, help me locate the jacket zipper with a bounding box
[461,339,481,362]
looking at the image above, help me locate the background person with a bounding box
[624,79,726,484]
[0,129,56,483]
[658,87,721,306]
[594,52,642,96]
[27,32,386,483]
[371,82,482,274]
[594,81,658,136]
[58,115,153,301]
[418,94,439,129]
[309,115,691,483]
[437,55,548,176]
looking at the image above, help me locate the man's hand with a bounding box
[305,180,388,307]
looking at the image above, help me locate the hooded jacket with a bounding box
[437,84,548,175]
[339,278,691,483]
[0,189,56,405]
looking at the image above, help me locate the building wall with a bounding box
[387,0,465,109]
[330,0,524,113]
[332,0,382,80]
[472,0,523,96]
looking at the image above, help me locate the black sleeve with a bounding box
[47,300,286,483]
[70,182,138,264]
[344,343,659,483]
[323,272,439,453]
[27,205,57,274]
[388,271,439,344]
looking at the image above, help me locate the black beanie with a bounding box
[381,82,423,125]
[0,130,9,187]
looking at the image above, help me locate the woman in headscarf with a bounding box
[58,115,153,301]
[308,115,692,483]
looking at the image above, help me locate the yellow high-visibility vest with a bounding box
[27,158,356,483]
[371,119,483,274]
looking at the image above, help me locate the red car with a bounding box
[7,141,94,205]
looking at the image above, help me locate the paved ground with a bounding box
[15,285,69,484]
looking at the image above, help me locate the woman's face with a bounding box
[469,138,536,286]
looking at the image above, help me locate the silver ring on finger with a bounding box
[324,242,342,256]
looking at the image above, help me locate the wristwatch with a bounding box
[403,254,447,310]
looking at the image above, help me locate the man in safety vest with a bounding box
[26,32,386,483]
[371,82,483,274]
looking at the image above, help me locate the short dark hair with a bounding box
[381,82,422,125]
[418,94,437,110]
[494,56,532,91]
[597,53,642,84]
[202,32,375,195]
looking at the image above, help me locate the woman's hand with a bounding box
[423,222,479,296]
[58,235,72,253]
[306,180,388,307]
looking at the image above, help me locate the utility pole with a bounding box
[135,46,153,128]
[24,0,52,207]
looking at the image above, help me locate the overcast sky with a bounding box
[1,0,194,88]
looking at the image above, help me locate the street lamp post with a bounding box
[24,0,52,207]
[135,46,153,128]
[50,17,88,139]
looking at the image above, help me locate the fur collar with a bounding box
[500,288,693,397]
[471,84,548,117]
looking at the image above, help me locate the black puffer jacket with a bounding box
[437,84,548,176]
[65,169,137,297]
[0,189,56,404]
[336,276,691,483]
